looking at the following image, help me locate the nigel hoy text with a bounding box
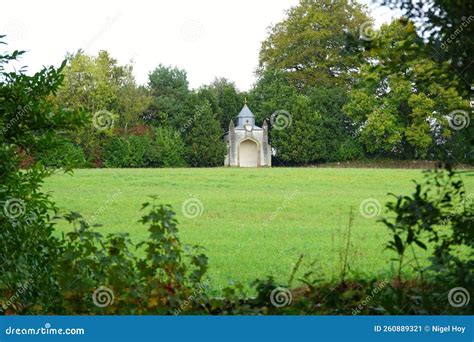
[432,325,465,334]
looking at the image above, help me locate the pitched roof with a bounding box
[236,104,255,118]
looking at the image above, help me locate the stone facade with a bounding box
[224,104,271,167]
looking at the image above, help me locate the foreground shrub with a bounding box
[379,164,473,313]
[0,38,87,314]
[49,199,209,314]
[0,42,206,315]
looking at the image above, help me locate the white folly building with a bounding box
[224,104,272,167]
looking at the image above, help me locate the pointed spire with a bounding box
[229,119,235,131]
[263,119,268,129]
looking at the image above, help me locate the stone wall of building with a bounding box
[225,120,271,167]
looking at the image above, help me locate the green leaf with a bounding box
[394,234,405,255]
[413,239,427,250]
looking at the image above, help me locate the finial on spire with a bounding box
[244,96,247,105]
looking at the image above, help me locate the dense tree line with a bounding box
[32,0,471,168]
[1,0,472,317]
[1,43,472,312]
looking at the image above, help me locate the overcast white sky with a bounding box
[1,0,399,91]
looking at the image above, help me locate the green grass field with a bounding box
[42,168,473,292]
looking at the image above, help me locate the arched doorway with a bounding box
[239,139,259,167]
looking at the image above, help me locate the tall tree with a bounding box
[186,101,226,167]
[306,86,363,161]
[209,78,243,129]
[57,50,120,112]
[343,19,470,160]
[258,0,370,88]
[248,69,299,124]
[114,84,153,131]
[271,95,322,164]
[379,0,474,93]
[56,50,150,164]
[250,70,332,164]
[147,65,191,129]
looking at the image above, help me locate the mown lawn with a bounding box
[42,167,473,292]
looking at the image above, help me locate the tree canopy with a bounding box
[6,0,471,168]
[379,0,474,93]
[258,0,370,89]
[343,20,470,159]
